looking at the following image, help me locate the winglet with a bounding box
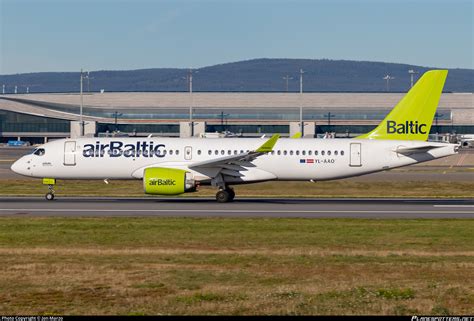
[291,132,302,139]
[256,134,280,153]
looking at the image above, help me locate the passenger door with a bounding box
[64,141,76,166]
[349,143,362,167]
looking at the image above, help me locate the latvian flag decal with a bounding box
[300,159,315,164]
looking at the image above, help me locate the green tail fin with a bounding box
[358,70,448,141]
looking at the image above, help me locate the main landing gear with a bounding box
[216,187,235,203]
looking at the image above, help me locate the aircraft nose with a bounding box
[11,158,29,176]
[11,159,22,174]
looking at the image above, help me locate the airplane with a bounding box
[459,134,474,148]
[11,70,459,203]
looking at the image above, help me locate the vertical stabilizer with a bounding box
[358,70,448,141]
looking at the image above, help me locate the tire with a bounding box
[227,188,235,201]
[45,193,55,201]
[216,190,230,203]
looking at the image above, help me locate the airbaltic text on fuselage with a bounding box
[386,120,427,134]
[83,141,165,158]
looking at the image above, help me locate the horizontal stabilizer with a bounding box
[394,145,443,154]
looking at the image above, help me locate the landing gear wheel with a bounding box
[216,190,231,203]
[227,188,235,201]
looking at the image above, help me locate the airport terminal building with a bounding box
[0,92,472,143]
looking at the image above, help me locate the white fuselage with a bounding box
[11,137,458,184]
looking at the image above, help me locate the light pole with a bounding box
[187,68,198,137]
[434,112,443,140]
[2,84,5,95]
[79,70,92,136]
[80,69,84,136]
[324,112,335,131]
[282,75,293,92]
[299,69,304,136]
[383,75,395,92]
[219,111,229,132]
[408,69,418,88]
[113,111,123,131]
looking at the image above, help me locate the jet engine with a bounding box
[143,167,196,195]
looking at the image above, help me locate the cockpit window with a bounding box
[33,148,45,156]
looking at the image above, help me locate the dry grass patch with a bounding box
[0,217,472,315]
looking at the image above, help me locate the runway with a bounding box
[0,197,473,218]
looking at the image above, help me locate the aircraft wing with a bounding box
[188,134,279,177]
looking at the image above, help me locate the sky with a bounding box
[0,0,472,74]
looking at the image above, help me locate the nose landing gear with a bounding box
[43,178,56,201]
[45,188,55,201]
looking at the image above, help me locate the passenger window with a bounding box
[335,150,338,156]
[296,150,300,156]
[215,150,218,155]
[315,150,318,156]
[169,150,173,155]
[197,150,201,155]
[228,150,231,155]
[289,150,293,155]
[221,150,225,155]
[176,150,179,155]
[283,150,287,155]
[240,150,244,154]
[308,150,312,156]
[341,150,345,156]
[208,150,212,155]
[33,148,45,156]
[234,150,238,155]
[277,150,281,155]
[302,150,306,156]
[327,151,331,156]
[322,151,325,156]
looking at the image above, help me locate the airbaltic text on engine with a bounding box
[83,141,165,158]
[149,179,176,186]
[386,120,427,134]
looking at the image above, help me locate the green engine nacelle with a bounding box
[143,167,196,195]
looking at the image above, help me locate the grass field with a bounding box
[0,217,473,315]
[1,179,474,198]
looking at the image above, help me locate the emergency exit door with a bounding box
[349,143,361,167]
[64,141,76,166]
